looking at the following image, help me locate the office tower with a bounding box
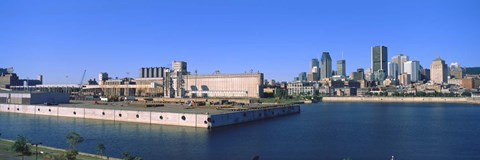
[404,60,420,82]
[298,72,307,82]
[399,73,411,86]
[450,62,463,79]
[350,68,365,81]
[309,58,320,81]
[372,46,388,80]
[392,54,409,75]
[320,52,332,79]
[388,62,399,80]
[337,60,346,77]
[430,57,448,84]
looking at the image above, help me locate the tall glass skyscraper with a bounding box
[321,52,332,79]
[337,59,346,77]
[371,46,388,80]
[310,58,320,81]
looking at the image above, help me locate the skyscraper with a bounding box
[392,54,409,75]
[372,46,388,80]
[404,60,420,82]
[337,59,346,77]
[449,62,463,79]
[310,58,320,81]
[320,52,332,79]
[430,57,448,84]
[388,62,399,80]
[311,58,319,69]
[298,72,307,82]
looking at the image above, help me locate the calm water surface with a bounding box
[1,102,480,160]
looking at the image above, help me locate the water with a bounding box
[1,102,480,160]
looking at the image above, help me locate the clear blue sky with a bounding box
[1,0,479,84]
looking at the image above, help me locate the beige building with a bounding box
[399,73,411,86]
[184,73,264,98]
[430,57,448,84]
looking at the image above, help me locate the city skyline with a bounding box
[1,0,479,83]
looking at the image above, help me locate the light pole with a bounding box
[31,142,42,160]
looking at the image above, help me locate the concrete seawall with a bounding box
[0,104,300,128]
[322,97,480,104]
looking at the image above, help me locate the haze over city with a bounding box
[1,0,479,84]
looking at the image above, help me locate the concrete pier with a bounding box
[0,103,300,128]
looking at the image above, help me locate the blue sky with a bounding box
[1,0,479,84]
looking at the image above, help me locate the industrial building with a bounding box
[0,67,42,89]
[0,91,69,104]
[184,73,264,98]
[83,60,264,99]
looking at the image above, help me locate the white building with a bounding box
[404,61,420,82]
[392,54,409,77]
[287,81,320,96]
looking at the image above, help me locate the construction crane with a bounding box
[77,70,86,100]
[80,70,86,86]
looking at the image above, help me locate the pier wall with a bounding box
[0,104,300,128]
[209,105,301,127]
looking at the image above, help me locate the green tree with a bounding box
[462,92,472,97]
[96,144,106,157]
[274,88,289,99]
[11,135,31,160]
[416,91,426,97]
[392,92,400,97]
[65,131,84,160]
[65,149,79,160]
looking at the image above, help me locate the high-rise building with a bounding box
[430,57,448,84]
[307,67,320,82]
[372,46,388,80]
[392,54,409,75]
[399,73,411,86]
[449,62,464,79]
[350,68,365,81]
[337,60,346,77]
[420,68,430,82]
[298,72,307,82]
[311,58,320,69]
[404,61,420,82]
[309,58,320,81]
[388,62,399,80]
[320,52,332,79]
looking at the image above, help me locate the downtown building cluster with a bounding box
[287,46,480,97]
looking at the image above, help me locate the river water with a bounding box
[1,102,479,160]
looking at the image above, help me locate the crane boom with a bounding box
[80,70,86,86]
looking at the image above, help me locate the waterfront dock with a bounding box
[0,102,300,128]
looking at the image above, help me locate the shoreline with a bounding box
[321,97,480,105]
[0,139,117,160]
